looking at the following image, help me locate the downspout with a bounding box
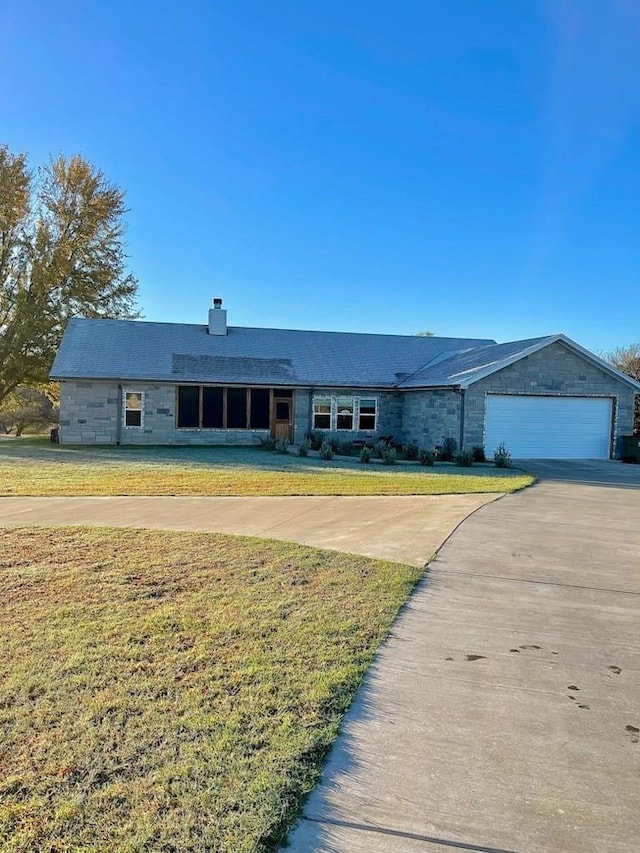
[307,387,315,438]
[456,387,465,451]
[116,384,122,445]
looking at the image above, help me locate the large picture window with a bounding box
[124,390,144,428]
[177,386,276,430]
[312,396,377,432]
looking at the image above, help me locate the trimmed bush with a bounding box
[335,440,353,457]
[305,430,325,451]
[298,441,310,457]
[439,436,457,462]
[471,445,486,463]
[319,441,334,460]
[419,448,435,466]
[359,446,373,464]
[275,438,289,454]
[381,446,397,465]
[493,442,512,468]
[455,450,474,467]
[404,440,419,461]
[258,436,278,451]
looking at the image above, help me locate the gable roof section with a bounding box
[50,318,494,388]
[397,334,640,391]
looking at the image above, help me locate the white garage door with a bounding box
[484,395,612,459]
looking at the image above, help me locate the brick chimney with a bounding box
[208,297,227,335]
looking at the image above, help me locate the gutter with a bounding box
[116,384,122,445]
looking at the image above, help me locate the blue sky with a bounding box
[1,0,638,351]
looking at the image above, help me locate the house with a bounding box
[50,299,640,459]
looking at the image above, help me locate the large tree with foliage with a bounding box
[0,145,139,405]
[603,342,640,430]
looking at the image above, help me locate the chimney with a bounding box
[208,297,227,335]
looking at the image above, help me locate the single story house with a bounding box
[50,300,640,459]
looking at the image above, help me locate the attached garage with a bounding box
[484,395,613,459]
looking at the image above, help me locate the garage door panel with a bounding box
[484,396,612,459]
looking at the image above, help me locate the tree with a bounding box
[0,386,57,436]
[0,144,139,405]
[603,342,640,431]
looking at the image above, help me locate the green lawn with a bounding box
[0,438,533,496]
[0,526,422,852]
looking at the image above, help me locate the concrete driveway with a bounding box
[284,461,640,853]
[0,493,495,568]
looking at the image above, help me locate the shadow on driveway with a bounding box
[517,458,640,489]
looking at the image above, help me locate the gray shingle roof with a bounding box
[397,337,554,387]
[50,319,640,391]
[50,319,495,387]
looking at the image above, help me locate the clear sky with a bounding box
[1,1,638,351]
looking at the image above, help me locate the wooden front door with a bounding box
[272,395,293,443]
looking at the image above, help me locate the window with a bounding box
[313,397,331,430]
[227,388,247,429]
[336,397,354,431]
[250,389,270,429]
[176,386,288,430]
[177,386,199,428]
[312,396,378,431]
[202,387,223,428]
[124,391,143,428]
[358,398,377,431]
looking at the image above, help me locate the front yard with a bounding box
[0,526,421,852]
[0,439,533,496]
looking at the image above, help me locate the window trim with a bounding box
[123,389,144,429]
[312,395,378,432]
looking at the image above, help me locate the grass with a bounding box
[0,438,533,496]
[0,526,423,852]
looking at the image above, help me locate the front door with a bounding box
[272,396,293,443]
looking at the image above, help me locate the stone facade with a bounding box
[58,382,402,446]
[57,344,637,457]
[59,381,271,445]
[400,389,461,448]
[463,341,636,455]
[297,388,402,445]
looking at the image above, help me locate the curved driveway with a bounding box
[0,493,495,567]
[284,461,640,853]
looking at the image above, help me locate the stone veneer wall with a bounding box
[295,389,402,444]
[59,381,270,445]
[58,382,403,446]
[400,389,461,448]
[463,341,637,455]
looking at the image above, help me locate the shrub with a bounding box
[319,441,334,460]
[455,450,474,467]
[493,442,512,468]
[305,430,325,451]
[381,446,397,465]
[404,440,419,461]
[335,440,353,457]
[359,446,372,464]
[258,436,278,451]
[471,445,486,463]
[298,441,310,457]
[275,438,289,454]
[419,448,435,466]
[439,436,457,462]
